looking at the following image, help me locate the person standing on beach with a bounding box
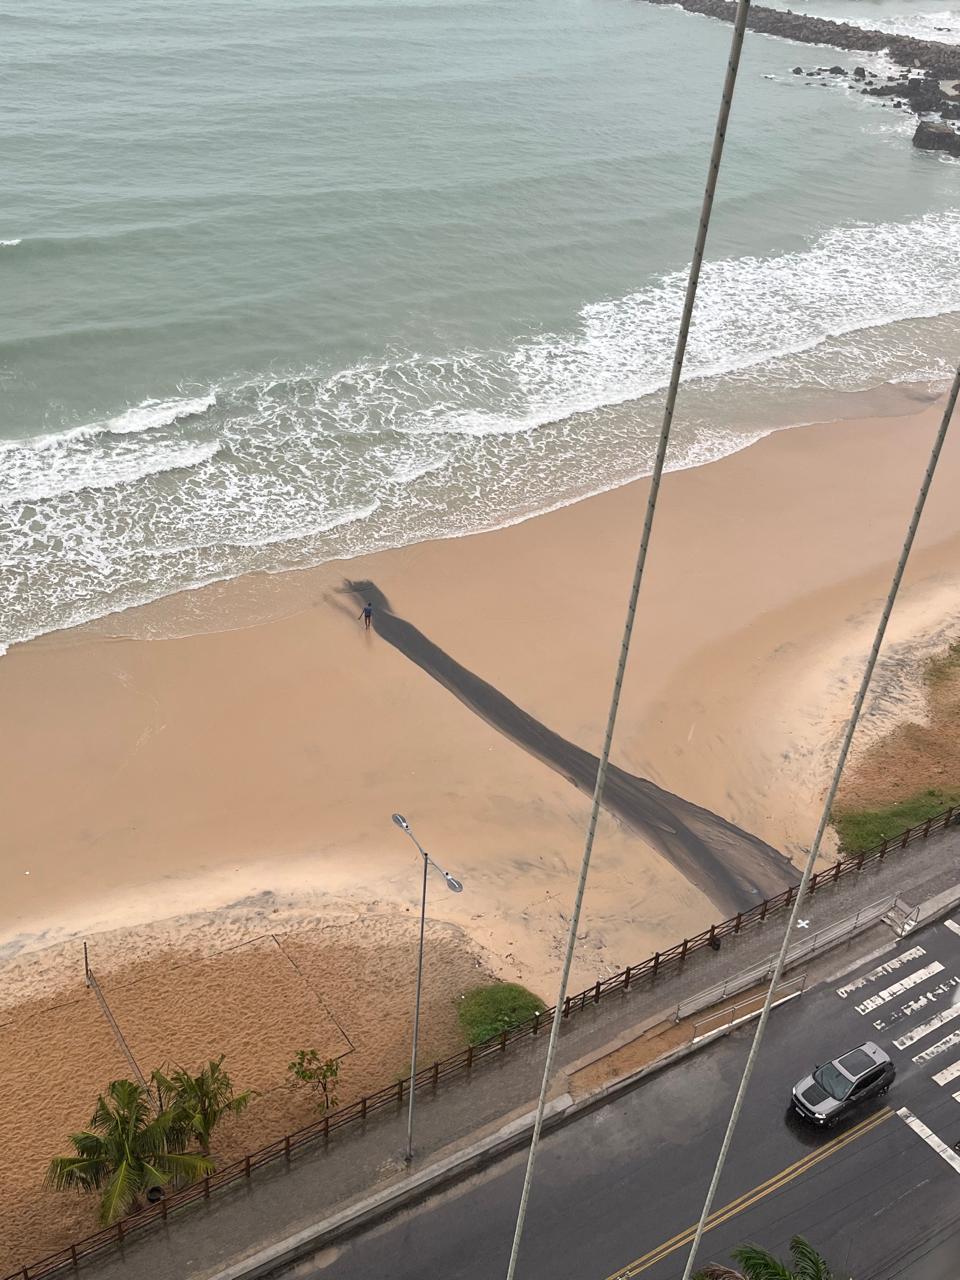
[359,602,373,630]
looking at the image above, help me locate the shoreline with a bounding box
[4,383,960,1269]
[2,378,942,658]
[3,381,960,996]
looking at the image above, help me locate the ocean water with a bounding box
[2,0,959,650]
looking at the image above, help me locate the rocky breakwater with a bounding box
[641,0,960,155]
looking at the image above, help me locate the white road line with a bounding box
[914,1028,960,1065]
[855,962,945,1015]
[894,1003,960,1051]
[944,919,960,937]
[954,1091,960,1104]
[932,1058,960,1087]
[837,947,927,998]
[897,1107,960,1174]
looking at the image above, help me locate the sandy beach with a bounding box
[3,381,960,1268]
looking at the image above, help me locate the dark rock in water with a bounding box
[853,66,866,80]
[806,70,817,76]
[792,65,803,74]
[913,120,960,155]
[637,0,960,80]
[828,65,845,75]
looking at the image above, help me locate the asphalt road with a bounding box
[293,915,960,1280]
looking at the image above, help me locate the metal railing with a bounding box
[692,973,807,1041]
[6,803,957,1280]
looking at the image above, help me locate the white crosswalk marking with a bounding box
[897,1107,960,1173]
[855,963,945,1015]
[944,919,960,937]
[836,947,927,998]
[954,1091,960,1104]
[913,1027,960,1065]
[932,1058,960,1087]
[894,1003,960,1051]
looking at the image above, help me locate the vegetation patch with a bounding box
[458,983,546,1045]
[832,788,960,854]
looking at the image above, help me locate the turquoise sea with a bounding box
[2,0,960,649]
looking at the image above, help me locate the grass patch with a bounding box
[458,983,546,1046]
[925,639,960,688]
[832,788,960,853]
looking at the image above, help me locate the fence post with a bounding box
[680,938,688,961]
[466,1045,474,1071]
[71,1244,79,1265]
[499,1029,508,1052]
[244,1154,251,1178]
[879,838,888,861]
[945,807,955,828]
[284,1134,291,1160]
[652,951,661,976]
[784,885,794,908]
[432,1060,439,1087]
[901,829,910,849]
[324,1114,330,1144]
[203,1177,210,1200]
[623,965,632,991]
[563,996,571,1018]
[593,980,601,1004]
[923,817,933,838]
[360,1096,367,1120]
[396,1078,404,1104]
[160,1198,167,1221]
[708,924,716,949]
[760,898,768,921]
[734,912,742,934]
[533,1010,541,1034]
[83,941,90,986]
[834,860,842,882]
[857,851,865,870]
[117,1219,125,1242]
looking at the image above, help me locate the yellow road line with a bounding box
[604,1108,893,1279]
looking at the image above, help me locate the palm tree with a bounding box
[46,1079,213,1224]
[154,1056,252,1156]
[694,1236,835,1280]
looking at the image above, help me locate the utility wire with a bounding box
[679,361,960,1280]
[502,4,754,1275]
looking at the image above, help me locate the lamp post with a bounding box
[392,813,463,1163]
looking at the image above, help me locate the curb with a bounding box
[207,884,960,1280]
[207,1012,773,1280]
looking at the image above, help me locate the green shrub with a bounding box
[832,788,960,853]
[458,983,546,1046]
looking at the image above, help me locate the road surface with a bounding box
[293,914,960,1279]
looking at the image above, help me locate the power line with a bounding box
[679,360,960,1280]
[502,3,756,1275]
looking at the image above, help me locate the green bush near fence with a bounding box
[832,789,960,854]
[458,983,546,1045]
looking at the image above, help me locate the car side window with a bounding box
[853,1067,882,1093]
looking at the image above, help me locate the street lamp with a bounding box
[392,813,463,1163]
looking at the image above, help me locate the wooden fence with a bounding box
[6,803,957,1280]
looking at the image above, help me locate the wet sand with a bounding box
[4,385,960,992]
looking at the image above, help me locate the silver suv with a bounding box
[792,1041,895,1126]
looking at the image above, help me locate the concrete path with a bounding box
[72,823,960,1280]
[300,911,960,1280]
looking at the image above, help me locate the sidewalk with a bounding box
[75,826,960,1280]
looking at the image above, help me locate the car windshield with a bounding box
[814,1062,855,1100]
